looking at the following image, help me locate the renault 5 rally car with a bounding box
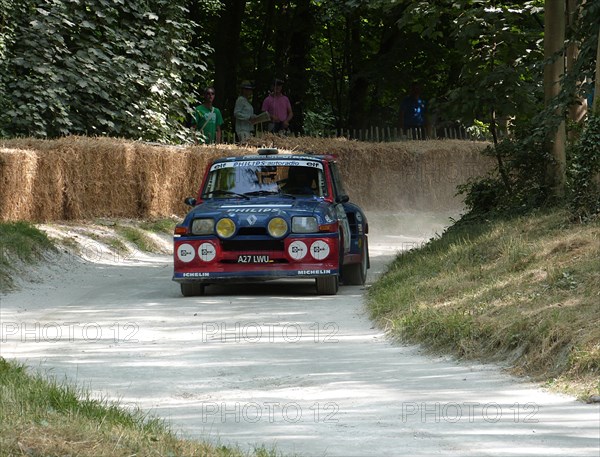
[173,148,369,296]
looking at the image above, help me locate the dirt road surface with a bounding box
[1,212,598,456]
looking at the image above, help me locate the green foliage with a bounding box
[400,1,545,130]
[303,108,336,137]
[458,119,552,217]
[561,1,599,113]
[465,119,493,141]
[0,0,16,137]
[0,0,209,142]
[568,115,600,218]
[0,0,598,151]
[460,111,600,219]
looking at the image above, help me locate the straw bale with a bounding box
[0,136,493,222]
[247,135,493,210]
[0,149,38,221]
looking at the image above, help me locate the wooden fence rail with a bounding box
[220,125,506,144]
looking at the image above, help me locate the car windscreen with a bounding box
[202,160,327,198]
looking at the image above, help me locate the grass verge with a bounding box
[139,217,178,234]
[0,221,56,292]
[368,209,600,399]
[114,225,160,252]
[113,217,178,253]
[0,357,282,457]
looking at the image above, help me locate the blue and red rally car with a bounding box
[173,148,369,296]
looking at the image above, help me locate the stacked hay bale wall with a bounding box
[0,136,493,222]
[246,135,494,211]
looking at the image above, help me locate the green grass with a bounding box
[0,221,56,291]
[0,357,285,457]
[368,209,600,399]
[0,221,55,263]
[105,236,129,254]
[115,225,160,252]
[105,218,176,253]
[139,218,178,234]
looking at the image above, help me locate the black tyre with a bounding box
[315,275,339,295]
[180,283,205,297]
[342,238,368,285]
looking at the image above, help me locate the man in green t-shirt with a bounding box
[192,87,223,144]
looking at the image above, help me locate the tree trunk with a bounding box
[347,11,368,130]
[287,0,313,134]
[544,0,567,200]
[593,25,600,194]
[254,0,276,106]
[214,0,247,124]
[566,0,586,130]
[325,23,343,129]
[594,26,600,115]
[272,1,293,79]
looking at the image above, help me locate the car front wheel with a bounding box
[180,283,205,297]
[315,275,339,295]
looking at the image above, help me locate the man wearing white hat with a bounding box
[234,80,258,143]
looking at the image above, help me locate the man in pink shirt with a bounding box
[261,79,293,133]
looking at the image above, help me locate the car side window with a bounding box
[329,162,348,201]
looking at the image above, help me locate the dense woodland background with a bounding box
[0,1,597,138]
[1,0,599,215]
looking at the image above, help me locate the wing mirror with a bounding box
[336,195,349,203]
[184,197,197,206]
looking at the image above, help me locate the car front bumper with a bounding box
[173,233,340,283]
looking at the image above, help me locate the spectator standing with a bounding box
[399,83,427,138]
[262,79,293,133]
[234,80,257,143]
[587,86,595,112]
[192,86,223,144]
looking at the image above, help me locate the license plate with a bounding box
[237,255,270,263]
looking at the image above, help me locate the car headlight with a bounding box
[191,218,214,235]
[292,216,318,233]
[215,217,236,238]
[268,217,288,238]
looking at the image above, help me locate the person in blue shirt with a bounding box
[399,83,427,138]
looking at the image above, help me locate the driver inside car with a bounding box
[282,167,317,195]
